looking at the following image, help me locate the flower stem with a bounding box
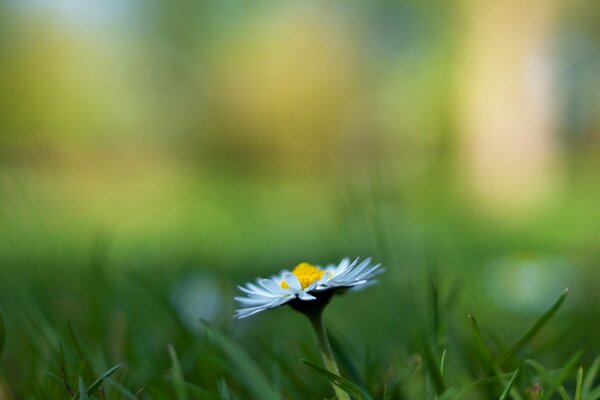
[308,312,350,400]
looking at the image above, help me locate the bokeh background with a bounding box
[1,0,600,398]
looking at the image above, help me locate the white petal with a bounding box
[238,285,280,298]
[331,257,358,281]
[320,258,384,289]
[246,282,280,296]
[282,273,301,291]
[350,280,378,291]
[344,280,368,286]
[305,279,320,291]
[259,279,288,295]
[360,264,383,280]
[334,258,351,275]
[271,270,291,284]
[235,303,270,316]
[236,307,269,319]
[344,258,372,280]
[298,291,316,301]
[235,295,295,319]
[234,296,272,305]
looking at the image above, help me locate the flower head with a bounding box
[235,257,383,319]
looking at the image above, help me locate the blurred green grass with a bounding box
[0,236,596,399]
[1,159,600,398]
[2,0,600,398]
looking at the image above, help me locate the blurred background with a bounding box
[1,0,600,397]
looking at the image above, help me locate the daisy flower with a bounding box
[235,257,382,319]
[234,257,382,400]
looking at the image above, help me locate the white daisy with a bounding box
[235,257,383,319]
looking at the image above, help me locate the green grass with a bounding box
[0,171,598,399]
[0,253,597,400]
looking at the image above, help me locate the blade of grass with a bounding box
[328,329,366,389]
[559,388,571,400]
[78,378,89,400]
[396,356,421,389]
[546,350,582,400]
[383,355,421,400]
[585,385,600,400]
[67,322,95,381]
[440,349,447,377]
[145,385,173,400]
[525,359,553,384]
[454,376,500,400]
[431,269,441,343]
[489,332,508,356]
[67,322,86,364]
[499,369,519,400]
[71,364,123,400]
[201,320,280,400]
[468,315,495,372]
[382,383,390,400]
[583,356,600,395]
[183,382,211,396]
[164,376,210,397]
[44,372,64,386]
[575,366,583,400]
[493,366,525,400]
[0,311,4,358]
[104,378,140,400]
[496,288,568,366]
[168,345,189,400]
[218,379,232,400]
[421,336,447,395]
[302,359,373,400]
[525,355,581,400]
[57,344,74,396]
[258,340,313,399]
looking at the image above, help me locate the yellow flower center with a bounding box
[281,263,325,290]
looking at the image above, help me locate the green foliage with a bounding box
[499,369,519,400]
[202,320,281,400]
[495,289,569,366]
[168,345,190,400]
[0,261,597,399]
[78,378,89,400]
[2,0,600,397]
[582,357,600,400]
[575,366,583,400]
[302,359,373,400]
[0,311,4,359]
[421,335,447,395]
[71,364,122,400]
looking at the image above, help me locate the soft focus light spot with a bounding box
[171,273,223,331]
[9,0,135,30]
[483,255,571,313]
